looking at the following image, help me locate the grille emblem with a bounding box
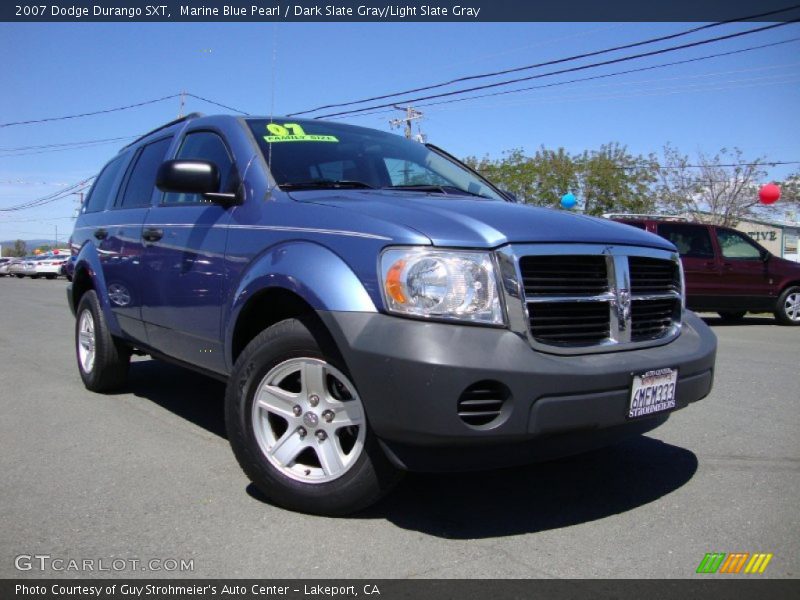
[615,288,632,331]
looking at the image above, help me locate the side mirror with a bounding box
[156,160,240,206]
[157,160,219,194]
[502,190,521,203]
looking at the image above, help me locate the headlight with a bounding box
[379,247,504,325]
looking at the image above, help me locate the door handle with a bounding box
[93,228,108,240]
[142,228,164,242]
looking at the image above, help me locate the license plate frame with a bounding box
[628,367,678,419]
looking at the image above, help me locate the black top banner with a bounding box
[4,0,800,22]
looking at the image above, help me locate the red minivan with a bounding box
[612,218,800,325]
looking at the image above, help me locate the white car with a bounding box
[34,255,69,279]
[0,257,11,276]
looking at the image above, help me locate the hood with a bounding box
[290,190,675,250]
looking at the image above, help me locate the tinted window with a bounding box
[84,156,125,213]
[163,131,235,204]
[717,229,762,260]
[118,137,172,208]
[658,223,714,259]
[247,119,504,200]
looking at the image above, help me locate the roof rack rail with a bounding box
[120,112,204,152]
[603,213,689,222]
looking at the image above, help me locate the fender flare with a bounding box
[224,240,377,367]
[72,243,122,336]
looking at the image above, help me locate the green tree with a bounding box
[12,239,27,257]
[576,143,658,216]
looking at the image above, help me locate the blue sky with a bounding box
[1,21,799,243]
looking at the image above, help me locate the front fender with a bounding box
[224,240,377,366]
[73,243,122,336]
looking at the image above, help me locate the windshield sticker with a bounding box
[263,122,338,143]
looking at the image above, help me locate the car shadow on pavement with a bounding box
[125,358,698,538]
[359,436,698,539]
[127,358,228,439]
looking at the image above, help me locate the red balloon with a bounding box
[759,183,781,205]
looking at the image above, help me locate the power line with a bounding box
[328,36,800,120]
[186,93,250,115]
[0,179,94,212]
[0,92,250,129]
[0,138,138,158]
[0,95,180,128]
[289,4,800,117]
[312,20,800,119]
[0,135,136,152]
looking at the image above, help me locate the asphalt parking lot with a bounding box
[1,276,798,579]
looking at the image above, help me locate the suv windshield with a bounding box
[247,119,504,201]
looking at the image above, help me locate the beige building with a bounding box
[733,216,799,263]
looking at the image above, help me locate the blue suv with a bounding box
[68,114,717,515]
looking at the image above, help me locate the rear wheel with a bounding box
[718,310,746,322]
[45,274,56,280]
[775,286,800,326]
[225,318,401,515]
[75,290,131,391]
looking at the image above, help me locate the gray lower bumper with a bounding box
[319,310,716,471]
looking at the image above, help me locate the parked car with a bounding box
[68,114,717,515]
[609,216,800,325]
[0,257,11,276]
[62,255,77,281]
[34,254,69,279]
[8,256,37,278]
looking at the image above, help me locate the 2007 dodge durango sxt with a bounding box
[67,114,717,515]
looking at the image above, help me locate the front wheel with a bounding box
[75,290,131,391]
[225,318,401,515]
[775,286,800,326]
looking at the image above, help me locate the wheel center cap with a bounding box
[303,412,319,427]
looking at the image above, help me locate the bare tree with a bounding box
[656,145,768,226]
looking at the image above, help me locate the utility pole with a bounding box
[390,105,426,142]
[178,90,186,118]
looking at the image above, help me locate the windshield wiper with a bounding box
[279,179,375,190]
[383,184,492,199]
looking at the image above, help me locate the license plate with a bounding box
[628,368,678,419]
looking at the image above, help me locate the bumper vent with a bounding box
[457,381,510,427]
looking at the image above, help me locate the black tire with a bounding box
[775,286,800,326]
[15,274,24,278]
[30,274,40,279]
[718,311,746,322]
[45,274,56,280]
[225,318,401,516]
[75,290,131,392]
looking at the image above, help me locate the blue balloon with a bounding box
[561,192,577,209]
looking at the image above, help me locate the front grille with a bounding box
[519,255,608,296]
[632,299,680,341]
[629,256,680,294]
[457,381,510,427]
[529,302,610,345]
[515,249,681,351]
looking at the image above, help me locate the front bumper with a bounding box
[320,310,716,472]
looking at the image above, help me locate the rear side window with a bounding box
[658,223,714,259]
[162,131,234,204]
[620,221,647,230]
[716,229,763,260]
[84,156,125,213]
[118,137,172,209]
